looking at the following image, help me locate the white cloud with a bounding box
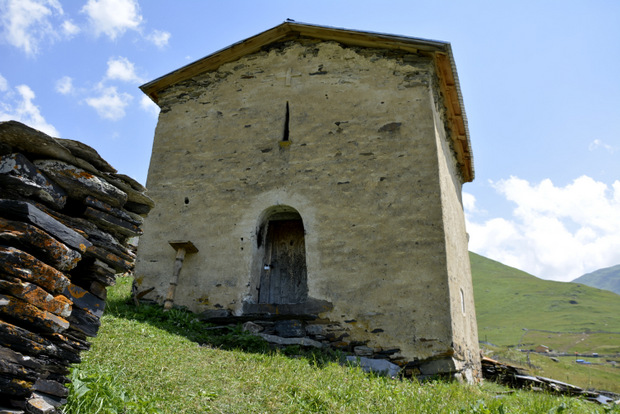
[462,192,477,214]
[81,0,142,40]
[0,73,8,91]
[105,56,144,83]
[0,0,64,55]
[140,95,159,117]
[62,57,145,120]
[0,80,59,136]
[466,176,620,282]
[589,139,615,153]
[85,85,132,120]
[146,29,170,48]
[61,19,80,37]
[55,76,73,95]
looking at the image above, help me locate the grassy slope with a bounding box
[573,264,620,296]
[65,277,609,413]
[470,252,620,347]
[470,252,620,393]
[483,345,620,394]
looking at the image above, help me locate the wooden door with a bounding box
[258,219,308,304]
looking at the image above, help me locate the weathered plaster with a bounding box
[135,38,479,379]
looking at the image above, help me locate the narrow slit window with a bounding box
[282,101,290,142]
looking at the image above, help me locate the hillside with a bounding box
[469,252,620,347]
[64,277,605,412]
[573,264,620,296]
[62,260,620,410]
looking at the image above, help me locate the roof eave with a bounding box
[139,22,449,102]
[140,21,474,182]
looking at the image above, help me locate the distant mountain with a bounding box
[572,264,620,296]
[469,252,620,346]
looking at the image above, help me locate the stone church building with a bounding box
[135,22,480,380]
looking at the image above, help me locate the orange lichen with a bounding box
[68,284,87,299]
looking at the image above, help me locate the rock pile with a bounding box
[0,121,153,413]
[481,356,619,405]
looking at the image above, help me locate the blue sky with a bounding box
[1,0,618,282]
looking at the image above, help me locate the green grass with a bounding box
[573,264,620,296]
[522,330,620,354]
[472,252,620,393]
[471,252,620,347]
[64,277,617,413]
[482,344,620,394]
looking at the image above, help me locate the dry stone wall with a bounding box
[0,121,153,413]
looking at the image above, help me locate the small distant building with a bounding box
[535,345,550,353]
[135,22,479,381]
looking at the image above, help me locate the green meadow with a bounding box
[63,254,620,412]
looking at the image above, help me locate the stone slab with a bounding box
[274,320,304,338]
[0,375,32,397]
[83,206,142,238]
[0,321,54,357]
[79,259,117,287]
[258,333,323,348]
[84,196,141,226]
[110,173,146,192]
[32,378,68,398]
[0,120,99,175]
[0,279,72,318]
[417,357,456,376]
[0,294,70,334]
[84,245,132,274]
[34,160,127,208]
[102,174,153,214]
[66,307,100,337]
[0,217,81,272]
[0,246,71,294]
[0,199,91,252]
[63,283,105,318]
[345,356,401,378]
[34,206,133,263]
[0,349,40,381]
[0,153,67,210]
[54,138,116,173]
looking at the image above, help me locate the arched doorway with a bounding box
[256,207,308,304]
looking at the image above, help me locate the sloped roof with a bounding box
[140,21,474,182]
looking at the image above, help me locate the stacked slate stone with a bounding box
[0,121,153,413]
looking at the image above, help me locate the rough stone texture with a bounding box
[0,153,67,210]
[101,173,154,214]
[241,321,263,333]
[345,356,401,378]
[53,138,116,174]
[0,200,91,253]
[0,247,71,295]
[0,280,71,318]
[0,294,70,333]
[0,121,99,175]
[34,160,127,208]
[0,217,81,272]
[259,333,324,349]
[135,35,479,379]
[274,320,304,338]
[0,121,151,411]
[353,345,374,356]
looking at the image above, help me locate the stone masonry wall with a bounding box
[0,121,153,413]
[136,39,479,379]
[431,83,481,381]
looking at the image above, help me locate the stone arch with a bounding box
[251,205,308,304]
